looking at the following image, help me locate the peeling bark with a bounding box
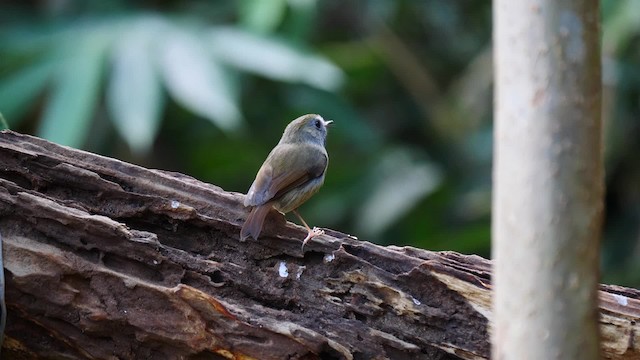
[0,130,637,360]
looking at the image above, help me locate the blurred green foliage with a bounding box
[0,0,638,287]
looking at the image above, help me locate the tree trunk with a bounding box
[493,0,603,359]
[0,131,636,360]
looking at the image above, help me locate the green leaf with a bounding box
[107,19,163,155]
[239,0,287,33]
[38,35,108,148]
[159,28,241,132]
[603,1,640,53]
[0,55,58,124]
[282,0,317,41]
[208,27,344,91]
[0,113,9,130]
[356,148,443,237]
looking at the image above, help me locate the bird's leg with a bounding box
[293,210,323,251]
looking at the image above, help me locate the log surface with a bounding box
[0,130,637,359]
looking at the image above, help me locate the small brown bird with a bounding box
[241,114,332,249]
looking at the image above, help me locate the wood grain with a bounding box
[0,130,636,359]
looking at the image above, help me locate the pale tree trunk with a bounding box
[493,0,603,359]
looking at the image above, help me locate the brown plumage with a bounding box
[241,114,332,247]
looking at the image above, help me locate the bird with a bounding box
[240,114,332,250]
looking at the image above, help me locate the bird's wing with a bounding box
[244,162,273,206]
[244,144,327,207]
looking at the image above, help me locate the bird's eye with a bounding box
[314,119,322,129]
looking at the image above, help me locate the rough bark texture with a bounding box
[493,1,603,359]
[0,131,637,360]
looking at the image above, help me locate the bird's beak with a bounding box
[324,120,333,126]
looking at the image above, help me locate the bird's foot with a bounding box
[301,227,324,252]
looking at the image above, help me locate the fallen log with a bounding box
[0,130,637,359]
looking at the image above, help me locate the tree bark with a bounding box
[0,131,636,360]
[493,0,603,359]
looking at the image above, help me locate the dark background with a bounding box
[1,0,638,287]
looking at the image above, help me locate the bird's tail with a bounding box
[240,204,271,241]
